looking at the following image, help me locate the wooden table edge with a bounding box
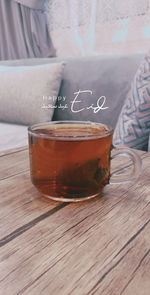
[0,145,28,157]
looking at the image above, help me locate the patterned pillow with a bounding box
[113,52,150,151]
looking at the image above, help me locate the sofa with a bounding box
[1,53,149,152]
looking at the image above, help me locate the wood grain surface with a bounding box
[0,147,149,295]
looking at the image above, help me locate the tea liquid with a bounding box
[28,124,112,199]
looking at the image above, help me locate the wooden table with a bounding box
[0,147,150,295]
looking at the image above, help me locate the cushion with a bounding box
[53,55,144,129]
[0,122,28,152]
[0,54,144,130]
[0,62,64,125]
[113,52,150,151]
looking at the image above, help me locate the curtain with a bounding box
[14,0,44,10]
[0,0,55,60]
[45,0,149,57]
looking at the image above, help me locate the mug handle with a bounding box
[110,147,142,184]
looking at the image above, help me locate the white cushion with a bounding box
[0,122,28,152]
[0,62,64,125]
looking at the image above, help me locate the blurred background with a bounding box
[1,0,150,60]
[45,0,150,57]
[1,0,150,152]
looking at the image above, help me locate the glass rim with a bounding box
[28,120,113,140]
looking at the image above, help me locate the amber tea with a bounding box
[28,121,113,201]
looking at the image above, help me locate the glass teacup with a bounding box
[28,121,142,202]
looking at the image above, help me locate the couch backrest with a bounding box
[0,54,144,129]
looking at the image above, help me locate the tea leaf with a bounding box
[94,167,107,183]
[57,159,107,189]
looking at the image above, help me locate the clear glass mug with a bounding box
[28,121,142,202]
